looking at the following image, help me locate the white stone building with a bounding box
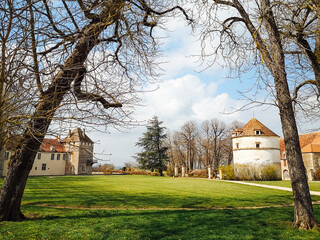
[232,118,281,178]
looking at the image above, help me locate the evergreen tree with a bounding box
[135,116,169,175]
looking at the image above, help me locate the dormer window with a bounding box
[51,146,55,152]
[255,130,261,135]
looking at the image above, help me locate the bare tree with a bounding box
[0,0,35,152]
[180,120,198,171]
[198,120,213,168]
[198,118,227,169]
[193,0,317,228]
[0,0,191,221]
[210,118,226,169]
[225,120,245,165]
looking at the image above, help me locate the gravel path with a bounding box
[222,180,320,196]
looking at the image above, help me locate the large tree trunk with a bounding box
[260,0,317,228]
[0,72,74,221]
[0,133,46,220]
[0,19,104,221]
[232,0,317,228]
[275,73,317,229]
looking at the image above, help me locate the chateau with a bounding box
[0,128,96,177]
[232,118,320,181]
[280,132,320,181]
[232,118,281,178]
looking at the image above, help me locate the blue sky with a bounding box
[90,15,318,167]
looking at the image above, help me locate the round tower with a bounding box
[232,118,281,179]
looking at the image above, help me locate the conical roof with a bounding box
[233,118,279,138]
[62,128,93,143]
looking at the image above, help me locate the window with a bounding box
[284,160,287,167]
[283,152,286,159]
[63,154,67,160]
[256,142,260,148]
[42,164,46,171]
[255,130,261,135]
[5,152,9,160]
[37,153,41,160]
[35,167,37,170]
[236,143,239,149]
[57,154,60,160]
[51,154,55,160]
[51,147,55,152]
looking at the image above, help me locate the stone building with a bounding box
[0,128,95,177]
[232,118,281,178]
[280,132,320,181]
[62,128,95,175]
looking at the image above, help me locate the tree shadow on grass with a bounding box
[22,191,295,210]
[16,205,320,240]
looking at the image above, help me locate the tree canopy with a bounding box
[0,0,191,221]
[135,116,169,174]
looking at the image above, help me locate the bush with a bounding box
[190,169,208,178]
[219,165,235,180]
[234,164,281,181]
[314,168,320,180]
[261,165,281,181]
[234,164,257,180]
[164,168,174,177]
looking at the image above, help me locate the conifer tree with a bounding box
[135,116,169,175]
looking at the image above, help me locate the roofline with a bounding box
[232,135,280,139]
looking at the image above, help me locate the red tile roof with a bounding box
[279,132,320,155]
[40,139,66,153]
[233,118,278,137]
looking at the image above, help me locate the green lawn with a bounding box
[0,175,320,239]
[20,175,318,208]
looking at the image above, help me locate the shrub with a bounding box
[234,164,281,181]
[234,164,258,180]
[261,165,281,181]
[219,165,235,180]
[164,168,174,177]
[314,168,320,180]
[190,169,208,178]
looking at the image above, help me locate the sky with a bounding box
[89,15,319,168]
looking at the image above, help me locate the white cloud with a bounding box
[155,17,223,78]
[135,74,239,130]
[191,93,240,121]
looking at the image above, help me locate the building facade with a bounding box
[280,132,320,181]
[0,128,95,177]
[232,118,281,178]
[63,128,95,175]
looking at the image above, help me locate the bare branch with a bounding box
[73,67,122,109]
[292,79,318,101]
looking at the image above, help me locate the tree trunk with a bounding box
[0,134,45,221]
[237,0,317,228]
[276,80,317,229]
[260,0,317,228]
[0,18,105,221]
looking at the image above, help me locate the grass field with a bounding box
[1,175,320,239]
